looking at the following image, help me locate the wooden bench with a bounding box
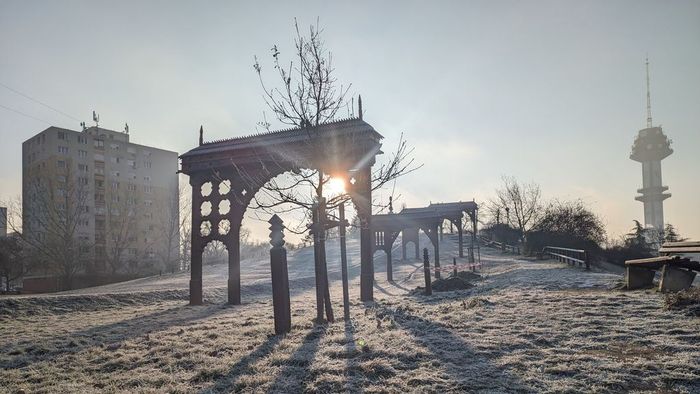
[625,241,700,292]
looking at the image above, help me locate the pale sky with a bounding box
[1,0,699,242]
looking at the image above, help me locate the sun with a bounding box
[326,177,346,195]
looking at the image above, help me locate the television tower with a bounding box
[630,58,672,233]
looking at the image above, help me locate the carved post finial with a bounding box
[199,125,204,146]
[389,195,394,214]
[358,94,363,120]
[269,214,285,248]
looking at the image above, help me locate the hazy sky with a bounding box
[1,0,699,242]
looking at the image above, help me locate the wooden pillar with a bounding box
[189,178,203,305]
[423,248,432,295]
[434,229,441,279]
[227,223,241,305]
[414,228,420,260]
[401,232,407,261]
[386,239,393,282]
[457,219,464,258]
[312,206,324,320]
[354,166,374,302]
[339,203,350,321]
[269,215,291,334]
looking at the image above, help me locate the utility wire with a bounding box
[0,81,82,122]
[0,103,52,125]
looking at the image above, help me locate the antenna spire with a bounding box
[646,57,652,128]
[358,95,363,120]
[199,125,204,146]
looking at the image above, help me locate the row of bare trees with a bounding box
[483,176,687,261]
[1,177,192,290]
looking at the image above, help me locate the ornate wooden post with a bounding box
[423,248,432,296]
[269,215,291,335]
[189,177,204,305]
[339,203,350,321]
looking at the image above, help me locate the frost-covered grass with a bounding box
[1,239,699,393]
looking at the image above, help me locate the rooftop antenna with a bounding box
[124,122,129,134]
[80,121,86,131]
[199,125,204,146]
[92,110,100,128]
[645,56,653,128]
[358,94,363,120]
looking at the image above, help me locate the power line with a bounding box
[0,81,82,122]
[0,103,52,125]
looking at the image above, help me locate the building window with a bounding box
[78,150,87,158]
[111,157,121,164]
[111,181,120,190]
[94,153,104,161]
[127,184,137,191]
[78,177,89,185]
[57,160,66,168]
[127,147,136,155]
[58,146,69,154]
[144,161,152,169]
[127,159,136,168]
[57,131,66,140]
[144,185,153,193]
[95,180,104,188]
[110,143,120,150]
[78,164,89,172]
[77,135,88,144]
[111,171,120,177]
[94,139,104,148]
[57,175,67,183]
[144,199,153,207]
[144,176,151,182]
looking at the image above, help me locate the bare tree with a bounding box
[247,19,419,322]
[14,169,92,289]
[104,184,139,275]
[154,188,183,274]
[179,187,192,272]
[490,176,542,244]
[0,234,26,291]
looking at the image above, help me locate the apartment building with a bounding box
[22,125,179,285]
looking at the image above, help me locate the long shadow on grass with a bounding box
[201,334,282,393]
[373,303,532,393]
[266,325,329,393]
[1,304,228,370]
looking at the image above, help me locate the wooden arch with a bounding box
[180,118,383,305]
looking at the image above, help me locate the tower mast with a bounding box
[646,57,652,128]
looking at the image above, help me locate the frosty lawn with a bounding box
[1,238,699,393]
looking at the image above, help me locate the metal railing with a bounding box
[542,246,589,270]
[478,236,520,254]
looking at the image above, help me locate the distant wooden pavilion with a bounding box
[371,201,478,280]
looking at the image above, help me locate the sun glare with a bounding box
[326,177,346,195]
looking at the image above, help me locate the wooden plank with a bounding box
[659,246,700,254]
